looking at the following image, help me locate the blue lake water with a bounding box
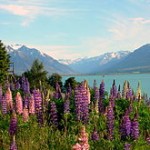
[62,74,150,97]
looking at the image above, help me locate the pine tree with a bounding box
[24,59,48,89]
[0,40,10,83]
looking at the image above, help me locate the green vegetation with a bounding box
[0,40,10,84]
[24,59,48,89]
[0,78,150,150]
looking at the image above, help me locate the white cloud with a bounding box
[109,16,150,41]
[130,17,150,24]
[0,3,80,26]
[0,5,37,16]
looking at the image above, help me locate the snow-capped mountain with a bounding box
[58,57,89,65]
[68,51,130,74]
[6,43,150,75]
[107,44,150,73]
[8,44,23,50]
[6,44,75,75]
[58,59,75,65]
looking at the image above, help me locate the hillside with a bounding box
[7,44,75,75]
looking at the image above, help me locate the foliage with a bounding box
[24,59,48,89]
[48,73,63,90]
[64,77,77,91]
[0,40,10,83]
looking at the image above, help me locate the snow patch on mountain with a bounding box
[9,44,23,50]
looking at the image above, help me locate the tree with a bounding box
[48,73,62,90]
[64,77,77,91]
[24,59,48,89]
[0,40,10,83]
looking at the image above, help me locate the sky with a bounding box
[0,0,150,59]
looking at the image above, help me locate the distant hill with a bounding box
[6,44,75,75]
[105,44,150,73]
[67,51,130,74]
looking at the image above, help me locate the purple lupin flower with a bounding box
[37,111,44,126]
[21,76,30,94]
[33,89,42,113]
[67,83,72,94]
[99,80,105,113]
[21,76,25,90]
[24,78,30,94]
[53,82,62,99]
[131,113,139,140]
[128,102,133,114]
[9,111,17,136]
[15,79,20,90]
[117,84,122,99]
[99,80,105,99]
[120,110,131,139]
[74,86,81,121]
[91,128,99,141]
[24,95,29,108]
[23,78,30,94]
[109,94,115,108]
[106,102,114,140]
[81,83,89,123]
[64,93,70,114]
[10,136,17,150]
[0,85,2,104]
[124,143,131,150]
[33,89,43,125]
[94,87,99,101]
[1,96,7,114]
[110,80,117,99]
[49,101,58,127]
[126,86,133,100]
[74,83,89,123]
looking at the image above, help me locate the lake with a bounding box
[62,73,150,97]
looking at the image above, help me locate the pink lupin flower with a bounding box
[86,87,91,104]
[15,92,23,114]
[22,107,29,122]
[72,126,89,150]
[29,94,35,114]
[5,87,13,111]
[72,143,82,150]
[79,126,89,150]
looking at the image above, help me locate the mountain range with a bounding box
[6,43,150,75]
[67,51,130,74]
[6,44,74,75]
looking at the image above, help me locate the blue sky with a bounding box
[0,0,150,59]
